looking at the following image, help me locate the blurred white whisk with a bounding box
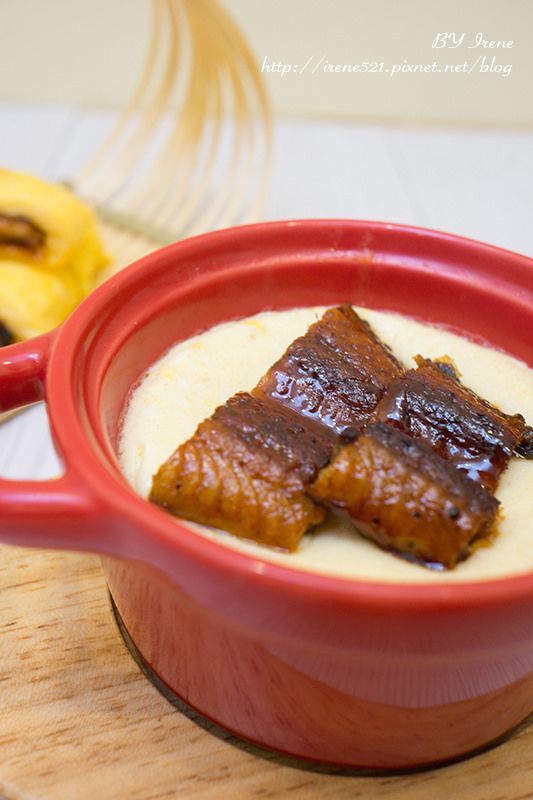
[71,0,272,277]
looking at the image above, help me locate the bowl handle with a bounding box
[0,333,105,553]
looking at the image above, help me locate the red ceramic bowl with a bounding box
[1,219,533,771]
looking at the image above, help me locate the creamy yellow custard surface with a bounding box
[119,307,533,584]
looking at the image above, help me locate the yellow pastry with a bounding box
[0,169,109,340]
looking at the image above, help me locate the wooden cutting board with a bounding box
[0,543,532,800]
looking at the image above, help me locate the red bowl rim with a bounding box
[48,218,533,612]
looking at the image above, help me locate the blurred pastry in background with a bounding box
[0,168,109,341]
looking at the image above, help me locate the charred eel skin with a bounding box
[151,304,402,550]
[310,422,499,570]
[374,356,533,491]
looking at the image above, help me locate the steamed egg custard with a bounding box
[119,306,533,584]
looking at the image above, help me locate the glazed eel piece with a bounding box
[150,304,403,550]
[151,305,531,567]
[373,356,533,491]
[150,392,330,551]
[310,422,500,570]
[254,303,404,436]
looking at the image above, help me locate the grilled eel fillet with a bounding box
[151,305,531,567]
[374,356,533,491]
[150,393,330,550]
[309,423,499,570]
[254,304,403,435]
[150,304,403,550]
